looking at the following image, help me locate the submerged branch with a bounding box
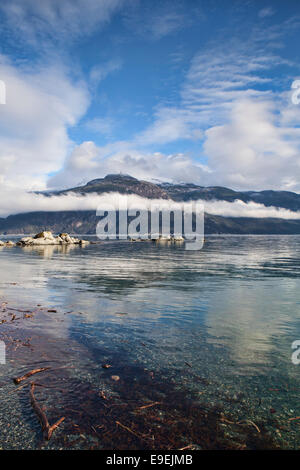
[13,367,51,384]
[29,383,65,440]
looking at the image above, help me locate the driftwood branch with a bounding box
[116,420,150,441]
[13,367,51,384]
[136,401,162,410]
[29,383,65,440]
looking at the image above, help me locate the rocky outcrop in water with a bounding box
[0,240,15,247]
[17,231,90,246]
[14,231,90,247]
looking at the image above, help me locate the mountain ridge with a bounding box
[44,174,300,212]
[2,174,300,235]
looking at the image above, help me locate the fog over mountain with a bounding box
[1,174,300,235]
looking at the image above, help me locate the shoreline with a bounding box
[0,297,282,450]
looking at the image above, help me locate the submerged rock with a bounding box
[16,231,90,247]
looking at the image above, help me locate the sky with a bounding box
[0,0,300,209]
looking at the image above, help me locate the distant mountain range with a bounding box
[1,174,300,235]
[43,174,300,211]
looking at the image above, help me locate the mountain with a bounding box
[44,174,300,211]
[49,174,169,200]
[1,211,300,236]
[1,174,300,235]
[159,183,300,211]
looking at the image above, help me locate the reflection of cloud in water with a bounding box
[60,286,180,323]
[205,279,300,370]
[1,235,300,377]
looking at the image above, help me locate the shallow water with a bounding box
[0,235,300,449]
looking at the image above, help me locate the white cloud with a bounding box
[0,0,124,45]
[0,57,90,190]
[258,7,275,19]
[47,140,211,189]
[204,98,300,191]
[204,199,300,219]
[126,43,290,154]
[0,189,300,220]
[49,37,300,193]
[85,117,115,137]
[90,59,123,86]
[147,12,187,39]
[123,1,193,40]
[128,37,300,191]
[1,4,300,222]
[136,108,202,145]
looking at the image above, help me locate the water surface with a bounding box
[0,235,300,449]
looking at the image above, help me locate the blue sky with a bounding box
[0,0,300,196]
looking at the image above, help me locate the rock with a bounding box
[79,239,89,245]
[17,237,33,246]
[173,236,184,242]
[17,231,90,247]
[111,375,120,381]
[0,241,4,246]
[99,390,107,400]
[34,231,54,240]
[4,241,15,247]
[59,233,73,244]
[154,235,184,244]
[19,236,59,246]
[155,235,171,244]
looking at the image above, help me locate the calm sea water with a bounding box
[0,235,300,449]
